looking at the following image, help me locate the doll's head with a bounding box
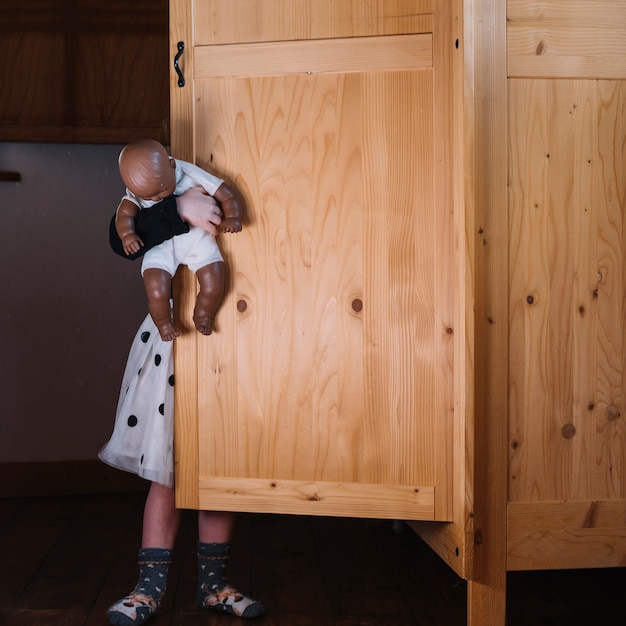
[119,139,177,201]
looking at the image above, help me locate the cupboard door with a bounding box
[171,0,454,521]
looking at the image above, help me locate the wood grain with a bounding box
[197,476,435,519]
[0,0,169,142]
[170,0,198,508]
[508,500,626,570]
[466,0,509,623]
[508,78,626,504]
[171,0,457,522]
[191,67,439,489]
[507,0,626,79]
[193,0,434,45]
[194,34,432,78]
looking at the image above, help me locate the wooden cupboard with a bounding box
[0,0,169,143]
[170,0,462,524]
[169,1,626,625]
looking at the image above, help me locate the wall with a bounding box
[0,143,147,463]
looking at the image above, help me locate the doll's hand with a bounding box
[220,217,242,233]
[177,187,222,236]
[122,233,144,256]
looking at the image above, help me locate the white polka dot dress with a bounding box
[99,313,175,487]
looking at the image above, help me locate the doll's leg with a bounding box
[107,483,182,626]
[193,261,225,335]
[143,268,179,342]
[196,510,266,618]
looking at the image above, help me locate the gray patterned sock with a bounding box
[107,548,173,626]
[196,541,266,618]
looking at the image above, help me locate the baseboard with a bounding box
[0,460,149,498]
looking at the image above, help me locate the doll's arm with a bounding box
[213,182,242,233]
[115,198,143,255]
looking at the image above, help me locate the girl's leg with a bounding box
[143,268,179,342]
[196,510,266,618]
[197,509,236,543]
[143,482,182,548]
[107,483,180,626]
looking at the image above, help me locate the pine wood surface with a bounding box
[171,0,457,522]
[465,0,510,624]
[507,0,626,79]
[168,2,626,624]
[193,34,433,78]
[508,78,626,504]
[192,0,434,45]
[505,0,626,582]
[507,500,626,570]
[191,66,437,487]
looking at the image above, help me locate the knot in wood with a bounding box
[605,404,621,421]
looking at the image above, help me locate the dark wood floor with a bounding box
[0,491,624,626]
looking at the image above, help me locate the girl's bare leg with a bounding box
[107,483,181,625]
[196,510,265,618]
[142,482,182,549]
[197,509,236,543]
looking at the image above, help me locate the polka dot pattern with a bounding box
[99,313,175,487]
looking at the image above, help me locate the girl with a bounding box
[100,189,265,625]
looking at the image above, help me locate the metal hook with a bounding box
[174,41,185,87]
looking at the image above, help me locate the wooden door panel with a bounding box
[172,0,452,521]
[194,34,432,77]
[197,70,437,487]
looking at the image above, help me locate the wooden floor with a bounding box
[0,491,624,626]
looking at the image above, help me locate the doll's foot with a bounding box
[157,322,180,342]
[193,315,215,336]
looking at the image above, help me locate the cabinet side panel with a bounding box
[509,78,626,503]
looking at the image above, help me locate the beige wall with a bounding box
[0,142,147,463]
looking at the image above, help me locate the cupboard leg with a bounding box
[467,575,506,626]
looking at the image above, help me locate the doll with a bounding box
[115,139,242,341]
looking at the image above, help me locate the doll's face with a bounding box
[119,140,177,201]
